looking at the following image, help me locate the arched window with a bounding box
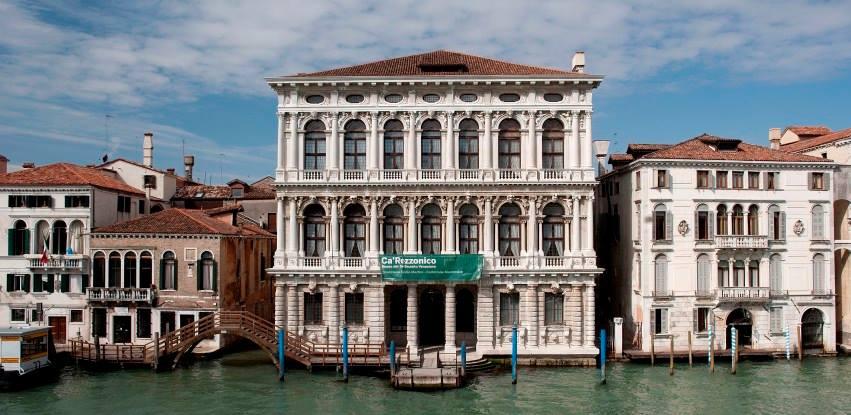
[198,251,215,291]
[108,251,121,288]
[498,119,521,169]
[718,259,730,287]
[343,204,366,257]
[768,205,784,241]
[421,119,441,170]
[420,204,442,254]
[458,119,479,170]
[69,220,84,254]
[383,120,404,170]
[732,205,744,235]
[542,203,565,256]
[812,205,825,240]
[654,254,668,294]
[304,120,326,170]
[748,205,759,236]
[749,260,760,287]
[458,204,479,254]
[35,220,49,254]
[9,220,29,255]
[697,254,710,293]
[344,120,367,170]
[498,203,521,257]
[654,204,670,241]
[160,251,177,290]
[51,220,67,255]
[140,251,153,289]
[717,205,728,235]
[733,260,746,287]
[696,204,711,240]
[123,252,137,288]
[813,254,826,293]
[383,204,404,254]
[542,119,564,169]
[303,204,326,258]
[770,254,782,292]
[93,252,106,288]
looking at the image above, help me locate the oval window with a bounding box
[345,94,364,103]
[384,94,403,103]
[459,93,478,102]
[543,93,563,102]
[499,93,520,102]
[422,94,441,103]
[305,95,324,104]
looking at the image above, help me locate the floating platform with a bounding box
[392,367,464,390]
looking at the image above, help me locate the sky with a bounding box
[1,0,850,183]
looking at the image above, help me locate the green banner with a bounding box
[380,254,483,282]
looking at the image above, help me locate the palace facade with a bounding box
[266,51,603,361]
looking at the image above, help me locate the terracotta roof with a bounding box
[93,208,273,236]
[288,50,594,78]
[204,205,244,215]
[781,127,851,153]
[0,163,145,195]
[785,125,832,137]
[173,183,275,200]
[627,144,673,152]
[99,158,199,186]
[638,134,831,163]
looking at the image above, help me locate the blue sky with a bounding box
[2,0,850,182]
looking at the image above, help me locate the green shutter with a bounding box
[23,275,30,293]
[22,230,29,255]
[7,229,13,255]
[65,195,71,208]
[46,275,54,293]
[196,259,203,291]
[212,261,218,293]
[33,274,42,292]
[61,274,70,293]
[82,275,89,293]
[159,260,165,289]
[6,274,13,292]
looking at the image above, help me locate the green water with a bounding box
[3,351,850,414]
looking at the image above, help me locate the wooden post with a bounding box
[731,328,738,375]
[650,334,655,366]
[669,336,674,376]
[709,331,715,373]
[152,332,159,371]
[797,325,803,362]
[94,334,101,362]
[687,331,693,367]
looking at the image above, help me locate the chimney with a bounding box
[593,140,611,177]
[143,132,154,167]
[769,128,781,150]
[0,155,8,174]
[184,155,195,181]
[571,51,586,73]
[166,168,175,175]
[22,162,35,169]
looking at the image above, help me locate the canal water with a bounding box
[3,351,850,414]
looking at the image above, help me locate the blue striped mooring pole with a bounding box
[342,326,349,383]
[277,329,285,381]
[389,340,396,375]
[511,324,518,384]
[461,341,467,378]
[600,329,607,384]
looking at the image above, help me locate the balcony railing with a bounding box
[25,254,88,271]
[715,235,768,249]
[282,168,592,184]
[718,287,770,302]
[651,290,673,298]
[284,255,592,271]
[86,287,153,303]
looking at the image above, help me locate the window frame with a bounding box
[499,292,520,326]
[304,292,323,325]
[544,292,564,325]
[345,292,365,325]
[420,120,442,170]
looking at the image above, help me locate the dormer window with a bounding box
[231,188,244,198]
[418,63,469,73]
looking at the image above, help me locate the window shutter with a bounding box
[652,169,658,187]
[6,274,13,292]
[23,230,29,255]
[779,213,786,240]
[61,274,70,292]
[6,229,13,255]
[159,260,165,288]
[64,195,71,208]
[694,211,699,239]
[824,173,830,191]
[693,308,699,332]
[807,173,814,190]
[212,261,218,293]
[668,171,673,189]
[665,211,673,240]
[650,310,656,335]
[196,259,203,291]
[709,212,715,238]
[660,309,668,334]
[82,275,89,293]
[763,173,769,190]
[768,211,775,240]
[23,275,30,293]
[709,172,715,189]
[46,275,54,293]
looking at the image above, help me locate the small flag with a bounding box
[40,232,50,265]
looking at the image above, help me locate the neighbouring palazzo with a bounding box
[265,50,603,361]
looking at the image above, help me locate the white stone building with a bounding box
[265,50,603,362]
[0,163,147,345]
[598,134,837,355]
[772,125,851,348]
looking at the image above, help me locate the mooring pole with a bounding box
[277,329,285,381]
[600,329,607,384]
[461,341,467,378]
[342,326,349,383]
[389,340,396,378]
[731,327,737,375]
[687,331,693,367]
[153,332,159,371]
[669,336,674,376]
[797,325,803,362]
[511,324,518,385]
[650,333,655,366]
[784,326,791,360]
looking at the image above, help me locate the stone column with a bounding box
[445,111,454,170]
[445,284,456,351]
[405,112,417,172]
[274,282,285,329]
[406,198,418,254]
[582,111,593,169]
[584,284,595,346]
[275,197,285,258]
[569,284,582,346]
[276,112,285,172]
[327,112,339,173]
[570,197,580,254]
[286,284,298,334]
[446,198,456,253]
[286,112,298,171]
[483,197,493,256]
[482,112,492,170]
[526,284,538,347]
[476,284,494,350]
[569,111,579,169]
[527,198,537,258]
[369,111,379,171]
[328,284,339,344]
[585,196,594,254]
[369,198,379,257]
[527,111,537,170]
[286,198,298,258]
[406,284,418,350]
[329,198,339,257]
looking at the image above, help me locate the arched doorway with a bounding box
[418,287,445,347]
[801,308,825,350]
[726,308,752,349]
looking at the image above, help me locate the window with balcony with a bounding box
[768,205,784,241]
[108,251,121,288]
[343,204,366,258]
[542,119,564,169]
[813,254,826,293]
[716,171,728,189]
[498,203,521,257]
[304,293,323,325]
[140,251,152,289]
[716,205,728,235]
[458,204,479,254]
[93,252,105,287]
[718,260,730,287]
[383,120,404,170]
[160,251,177,290]
[51,220,67,255]
[124,252,137,288]
[748,172,760,189]
[654,254,668,295]
[747,205,759,236]
[732,171,744,189]
[420,204,442,254]
[770,254,782,292]
[421,119,441,170]
[304,120,326,170]
[748,260,759,287]
[542,203,565,256]
[733,260,746,287]
[498,119,521,170]
[382,204,404,255]
[499,292,519,326]
[694,307,711,334]
[458,119,479,170]
[697,254,710,294]
[812,205,825,240]
[8,220,29,255]
[345,292,364,325]
[303,204,326,258]
[731,205,745,235]
[198,251,215,291]
[344,120,367,170]
[653,308,669,335]
[653,204,671,241]
[544,292,564,325]
[696,204,711,240]
[696,170,710,188]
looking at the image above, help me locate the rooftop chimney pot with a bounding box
[184,155,195,182]
[769,128,781,150]
[22,162,35,169]
[143,132,154,167]
[571,51,586,73]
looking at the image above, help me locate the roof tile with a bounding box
[0,163,145,195]
[781,127,851,153]
[93,208,273,236]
